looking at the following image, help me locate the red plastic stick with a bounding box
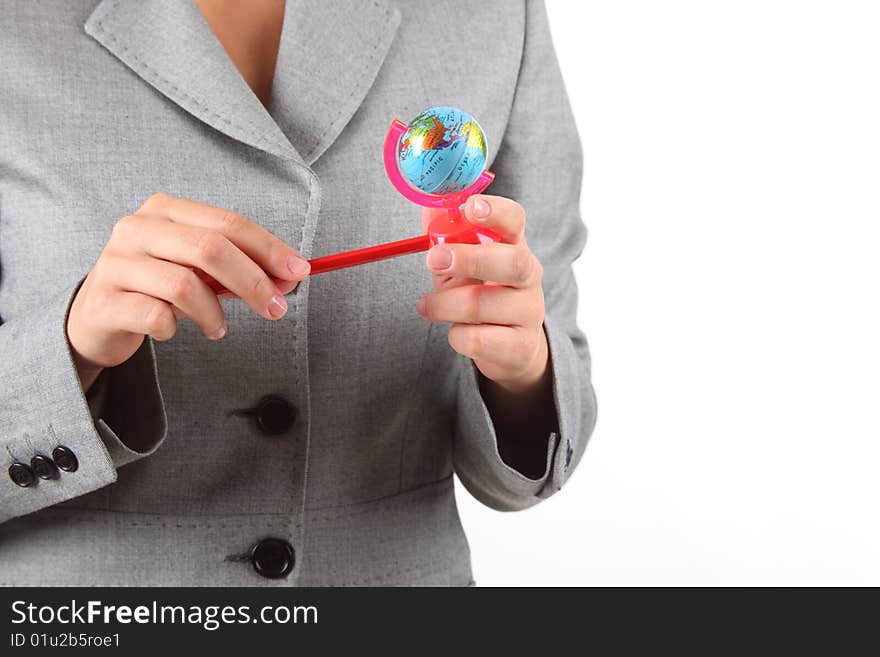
[307,234,431,275]
[204,233,431,296]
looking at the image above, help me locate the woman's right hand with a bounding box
[67,193,311,392]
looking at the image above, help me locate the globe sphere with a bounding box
[397,106,488,195]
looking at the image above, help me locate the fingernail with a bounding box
[427,246,453,271]
[473,197,490,220]
[268,294,287,319]
[287,254,311,278]
[209,323,227,340]
[416,296,427,317]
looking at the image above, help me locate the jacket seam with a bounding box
[397,322,436,494]
[312,473,453,514]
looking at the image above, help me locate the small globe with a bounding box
[397,106,487,195]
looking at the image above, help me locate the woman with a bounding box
[0,0,596,585]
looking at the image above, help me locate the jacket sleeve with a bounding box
[0,276,167,523]
[453,0,597,511]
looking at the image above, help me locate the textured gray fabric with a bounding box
[0,0,596,585]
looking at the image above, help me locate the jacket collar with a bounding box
[84,0,401,165]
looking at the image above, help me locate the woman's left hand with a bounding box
[417,194,549,394]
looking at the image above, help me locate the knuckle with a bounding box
[218,210,246,235]
[195,231,227,264]
[86,286,112,319]
[452,326,484,359]
[420,295,434,320]
[250,272,273,298]
[529,295,545,325]
[447,327,462,354]
[465,286,483,323]
[467,248,484,280]
[141,192,170,213]
[513,249,536,285]
[269,239,290,271]
[110,215,137,241]
[91,278,115,308]
[90,252,114,282]
[533,257,544,282]
[517,330,536,361]
[144,302,176,339]
[168,269,198,303]
[468,329,486,359]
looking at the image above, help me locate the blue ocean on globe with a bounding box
[397,106,488,195]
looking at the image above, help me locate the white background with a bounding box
[456,0,880,585]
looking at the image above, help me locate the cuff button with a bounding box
[8,462,36,488]
[52,446,79,473]
[31,454,59,480]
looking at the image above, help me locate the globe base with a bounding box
[428,208,500,245]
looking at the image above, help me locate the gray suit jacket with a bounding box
[0,0,596,585]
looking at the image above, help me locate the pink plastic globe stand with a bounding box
[381,119,498,245]
[306,118,498,275]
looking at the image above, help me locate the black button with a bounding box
[251,538,295,579]
[31,455,59,480]
[52,446,79,473]
[255,396,296,436]
[8,462,36,488]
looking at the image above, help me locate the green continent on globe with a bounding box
[397,106,488,195]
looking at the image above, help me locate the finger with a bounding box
[195,269,299,298]
[103,291,179,342]
[105,254,227,339]
[447,323,542,370]
[426,242,542,288]
[140,193,310,282]
[461,194,526,244]
[417,284,541,326]
[429,270,482,293]
[112,214,288,320]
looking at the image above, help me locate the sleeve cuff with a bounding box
[91,336,167,468]
[453,313,584,510]
[0,279,166,523]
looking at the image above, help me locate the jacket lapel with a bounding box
[84,0,401,166]
[84,0,299,161]
[269,0,402,165]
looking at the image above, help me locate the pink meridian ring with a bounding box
[383,118,499,246]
